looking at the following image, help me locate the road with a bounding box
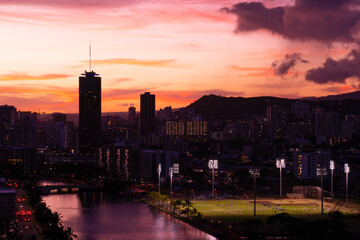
[15,189,41,240]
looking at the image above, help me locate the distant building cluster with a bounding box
[1,68,360,192]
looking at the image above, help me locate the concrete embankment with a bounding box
[144,201,228,239]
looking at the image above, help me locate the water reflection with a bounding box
[43,192,217,240]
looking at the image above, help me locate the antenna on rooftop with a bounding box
[89,42,92,72]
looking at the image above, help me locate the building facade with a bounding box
[79,71,102,155]
[140,92,155,135]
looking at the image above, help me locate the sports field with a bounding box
[191,198,360,237]
[193,198,359,218]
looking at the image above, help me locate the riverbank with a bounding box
[43,192,215,240]
[145,195,360,239]
[144,200,233,239]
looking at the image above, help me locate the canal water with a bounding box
[43,192,217,240]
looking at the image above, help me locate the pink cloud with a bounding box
[88,58,176,67]
[0,73,71,81]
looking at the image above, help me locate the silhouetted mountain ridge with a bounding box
[187,91,360,119]
[187,94,294,119]
[301,91,360,101]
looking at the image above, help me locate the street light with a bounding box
[157,163,161,195]
[208,159,218,199]
[169,167,173,200]
[330,160,335,198]
[276,158,285,197]
[249,168,260,216]
[344,163,350,206]
[317,167,327,215]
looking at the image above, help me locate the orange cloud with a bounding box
[83,58,176,68]
[0,73,71,81]
[324,85,358,93]
[230,65,274,77]
[229,65,272,72]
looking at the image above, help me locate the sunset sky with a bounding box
[1,0,360,113]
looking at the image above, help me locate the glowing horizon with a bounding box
[1,0,359,113]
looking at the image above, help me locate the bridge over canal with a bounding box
[39,184,101,195]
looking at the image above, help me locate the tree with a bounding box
[241,218,263,239]
[170,200,182,214]
[267,213,296,238]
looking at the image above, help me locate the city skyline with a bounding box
[1,0,360,113]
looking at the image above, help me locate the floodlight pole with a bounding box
[317,167,327,215]
[321,172,324,215]
[330,160,335,198]
[276,159,285,198]
[169,167,173,200]
[280,166,282,197]
[158,164,161,195]
[346,170,348,206]
[253,173,256,216]
[345,163,350,207]
[212,167,215,199]
[209,160,218,199]
[249,168,259,216]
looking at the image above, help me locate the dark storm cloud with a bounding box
[272,53,308,76]
[305,49,360,84]
[222,0,360,43]
[221,2,284,34]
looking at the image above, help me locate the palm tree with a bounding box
[171,200,183,214]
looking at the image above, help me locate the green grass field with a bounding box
[190,198,360,237]
[193,198,360,224]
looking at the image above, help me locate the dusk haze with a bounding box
[1,0,359,113]
[1,1,360,240]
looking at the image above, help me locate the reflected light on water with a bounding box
[44,193,217,240]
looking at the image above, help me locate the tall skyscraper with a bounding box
[0,105,16,145]
[128,106,136,124]
[79,71,101,155]
[140,92,155,135]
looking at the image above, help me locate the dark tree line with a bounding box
[23,184,77,240]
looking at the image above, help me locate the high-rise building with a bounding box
[0,105,16,146]
[15,111,37,147]
[79,71,101,155]
[140,92,155,135]
[267,105,287,138]
[128,106,136,124]
[52,113,66,125]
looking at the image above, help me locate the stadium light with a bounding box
[276,158,285,197]
[317,167,327,215]
[208,160,218,199]
[157,163,161,195]
[330,160,335,198]
[345,163,350,206]
[249,168,260,216]
[169,167,173,200]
